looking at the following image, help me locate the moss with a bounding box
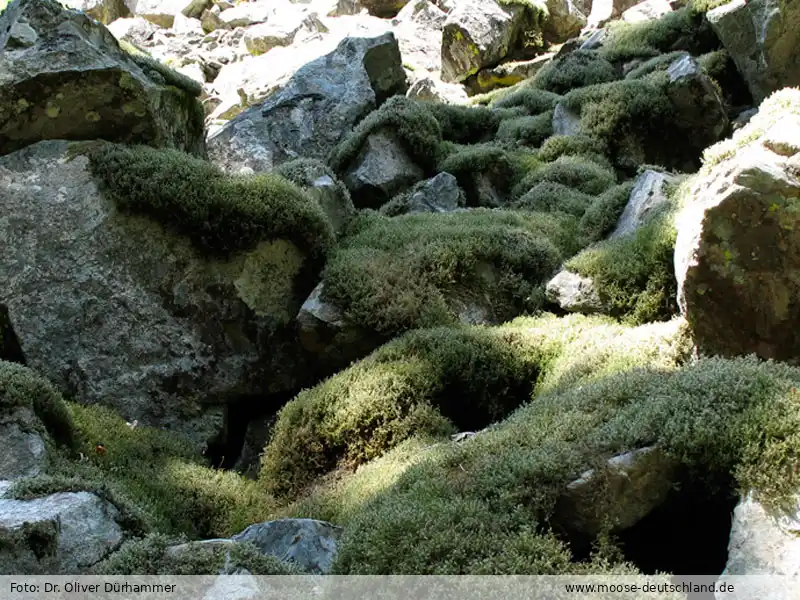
[687,0,732,15]
[37,403,276,539]
[328,96,442,173]
[536,134,612,168]
[532,50,620,95]
[512,181,593,217]
[437,144,517,205]
[86,143,334,258]
[566,206,678,324]
[92,534,297,575]
[118,40,202,98]
[495,111,554,147]
[319,209,569,339]
[578,181,636,245]
[599,8,719,63]
[625,51,688,80]
[0,361,74,448]
[425,103,513,144]
[512,154,617,200]
[491,87,562,115]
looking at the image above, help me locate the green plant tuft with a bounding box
[512,154,617,199]
[532,50,620,95]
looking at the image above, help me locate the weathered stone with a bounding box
[105,15,160,44]
[382,172,466,215]
[716,492,800,597]
[0,487,125,574]
[208,33,406,173]
[674,90,800,361]
[466,54,552,95]
[0,0,205,157]
[343,130,425,209]
[555,446,678,535]
[336,0,409,18]
[732,107,758,131]
[0,141,313,445]
[392,0,447,82]
[707,0,800,104]
[552,102,582,136]
[0,407,47,481]
[585,0,641,28]
[406,76,468,104]
[622,0,673,22]
[610,169,677,238]
[546,270,603,314]
[544,0,588,43]
[231,519,343,574]
[217,0,273,27]
[61,0,133,24]
[125,0,193,28]
[243,10,327,56]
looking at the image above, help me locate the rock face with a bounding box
[207,33,406,173]
[382,172,466,215]
[0,483,125,574]
[61,0,133,23]
[675,90,800,361]
[231,519,343,574]
[125,0,193,28]
[0,141,313,445]
[544,0,588,43]
[0,0,205,157]
[707,0,800,104]
[546,270,603,314]
[716,493,800,598]
[610,169,676,238]
[555,446,677,535]
[342,130,425,208]
[0,407,48,481]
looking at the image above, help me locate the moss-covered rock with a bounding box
[532,50,621,95]
[512,154,618,199]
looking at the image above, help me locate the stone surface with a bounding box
[62,0,133,23]
[125,0,193,28]
[0,488,125,574]
[382,172,466,215]
[342,130,425,209]
[707,0,800,104]
[0,407,48,481]
[622,0,673,22]
[552,102,582,136]
[392,0,447,83]
[544,0,588,43]
[555,446,678,535]
[0,0,205,157]
[207,33,406,173]
[406,76,468,104]
[674,91,800,361]
[231,519,343,574]
[336,0,410,18]
[243,10,327,56]
[466,54,553,95]
[0,141,312,445]
[546,270,603,314]
[585,0,641,28]
[610,169,677,238]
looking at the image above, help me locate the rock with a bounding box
[392,0,447,82]
[544,0,588,44]
[336,0,409,18]
[297,283,346,349]
[732,107,758,132]
[125,0,193,27]
[61,0,133,23]
[440,0,535,83]
[0,486,125,574]
[466,53,553,95]
[207,33,406,173]
[231,519,343,574]
[243,11,327,56]
[622,0,673,23]
[585,0,641,29]
[555,446,678,535]
[217,0,273,27]
[707,0,800,104]
[342,130,425,209]
[546,270,603,314]
[0,141,313,445]
[0,0,205,158]
[674,89,800,361]
[0,407,47,481]
[715,492,800,598]
[382,172,466,215]
[552,102,582,136]
[406,76,468,104]
[610,169,677,238]
[106,16,160,45]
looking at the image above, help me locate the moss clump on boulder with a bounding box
[512,154,618,199]
[536,134,611,166]
[425,103,513,144]
[566,206,678,324]
[491,87,562,115]
[577,181,637,245]
[328,96,442,174]
[495,111,554,147]
[532,50,620,95]
[436,143,517,205]
[86,143,334,258]
[0,361,74,448]
[319,209,569,338]
[511,181,593,217]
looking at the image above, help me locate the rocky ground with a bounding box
[1,0,800,590]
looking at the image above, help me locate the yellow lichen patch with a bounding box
[86,111,101,122]
[122,101,147,117]
[45,104,60,118]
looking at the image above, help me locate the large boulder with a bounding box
[675,89,800,361]
[0,141,319,445]
[543,0,588,44]
[243,9,328,57]
[0,407,48,481]
[707,0,800,104]
[610,169,677,238]
[0,481,126,574]
[61,0,133,23]
[126,0,197,27]
[336,0,410,18]
[231,519,343,574]
[391,0,447,83]
[546,270,603,314]
[207,33,406,173]
[0,0,205,157]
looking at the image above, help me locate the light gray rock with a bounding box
[336,0,409,18]
[546,270,603,314]
[343,130,425,209]
[674,89,800,361]
[732,107,758,131]
[217,0,273,27]
[716,493,800,599]
[406,76,468,104]
[0,488,125,574]
[207,33,406,173]
[125,0,193,27]
[552,102,582,136]
[707,0,800,104]
[232,518,343,574]
[0,407,48,481]
[544,0,588,43]
[467,53,553,95]
[61,0,133,24]
[610,169,677,238]
[622,0,673,23]
[585,0,641,29]
[243,11,327,56]
[0,141,313,445]
[555,446,678,535]
[382,172,466,215]
[392,0,447,81]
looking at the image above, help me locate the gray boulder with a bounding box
[381,172,466,216]
[232,518,343,574]
[243,11,327,57]
[207,33,406,173]
[0,483,126,574]
[0,0,205,158]
[124,0,196,28]
[392,0,447,82]
[406,76,468,104]
[707,0,800,104]
[543,0,588,43]
[674,89,800,361]
[610,169,677,238]
[546,270,603,314]
[551,102,582,136]
[336,0,410,18]
[0,141,314,445]
[61,0,133,23]
[0,407,48,481]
